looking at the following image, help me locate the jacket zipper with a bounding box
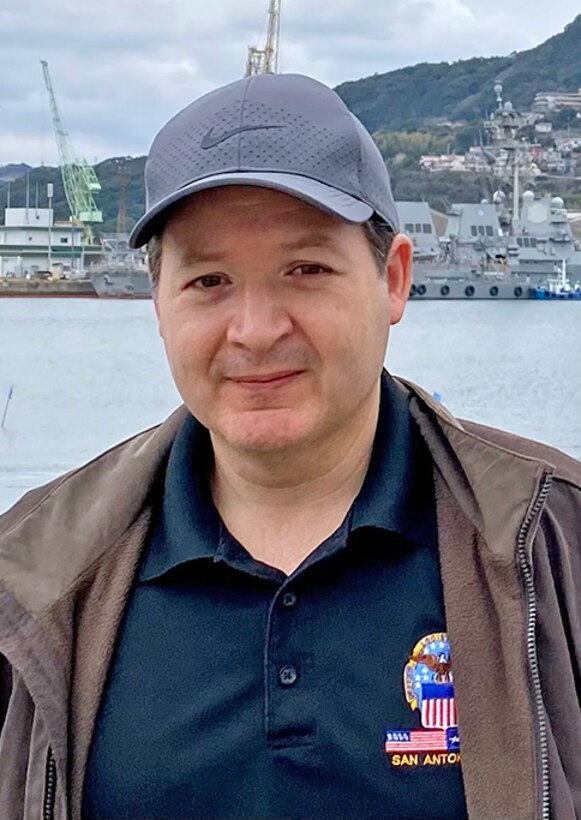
[43,746,57,820]
[517,471,552,820]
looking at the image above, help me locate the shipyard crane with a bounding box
[245,0,281,76]
[40,60,102,226]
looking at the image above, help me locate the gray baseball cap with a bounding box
[129,73,399,249]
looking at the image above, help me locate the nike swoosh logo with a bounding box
[201,124,285,149]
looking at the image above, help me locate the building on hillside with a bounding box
[534,90,581,112]
[556,135,581,151]
[420,148,491,174]
[419,154,468,173]
[529,145,576,175]
[0,207,101,277]
[464,148,491,173]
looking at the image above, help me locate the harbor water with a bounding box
[1,298,580,513]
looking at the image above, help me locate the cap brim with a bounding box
[128,171,374,248]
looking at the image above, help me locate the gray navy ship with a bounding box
[89,234,150,298]
[405,194,581,300]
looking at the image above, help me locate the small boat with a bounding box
[530,261,581,300]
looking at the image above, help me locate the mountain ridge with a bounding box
[335,14,581,132]
[0,164,32,184]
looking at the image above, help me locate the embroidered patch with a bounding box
[384,632,461,768]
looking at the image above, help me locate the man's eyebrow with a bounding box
[279,233,340,252]
[177,249,227,265]
[176,233,340,266]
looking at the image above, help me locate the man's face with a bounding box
[155,186,411,455]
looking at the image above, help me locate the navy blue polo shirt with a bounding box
[84,375,467,820]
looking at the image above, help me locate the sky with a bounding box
[1,0,580,166]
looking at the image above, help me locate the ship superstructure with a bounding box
[89,233,149,298]
[409,83,581,299]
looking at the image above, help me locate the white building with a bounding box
[535,121,553,135]
[534,90,581,113]
[0,207,101,277]
[419,154,468,173]
[420,149,489,174]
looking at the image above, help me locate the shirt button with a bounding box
[282,592,298,609]
[279,665,299,686]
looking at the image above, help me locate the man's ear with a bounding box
[386,234,413,326]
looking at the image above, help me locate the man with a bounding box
[0,73,580,820]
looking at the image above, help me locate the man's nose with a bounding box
[226,287,294,351]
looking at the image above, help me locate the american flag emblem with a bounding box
[385,729,448,753]
[384,727,460,754]
[420,683,457,730]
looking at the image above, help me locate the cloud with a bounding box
[0,0,579,164]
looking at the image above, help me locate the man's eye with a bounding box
[193,274,227,289]
[292,265,329,276]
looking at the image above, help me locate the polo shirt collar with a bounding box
[140,416,219,580]
[352,373,437,547]
[141,372,435,581]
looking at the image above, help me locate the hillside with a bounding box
[336,15,581,132]
[0,164,31,184]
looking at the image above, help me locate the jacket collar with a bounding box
[401,378,554,561]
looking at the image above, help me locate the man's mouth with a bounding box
[230,370,305,387]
